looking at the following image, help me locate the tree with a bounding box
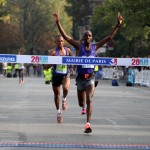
[0,0,7,22]
[0,0,72,54]
[66,0,91,39]
[0,22,24,54]
[0,0,23,54]
[90,0,150,57]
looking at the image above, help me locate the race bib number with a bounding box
[82,65,94,68]
[81,56,95,68]
[56,65,67,74]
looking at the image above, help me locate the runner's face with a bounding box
[55,37,64,48]
[83,31,92,44]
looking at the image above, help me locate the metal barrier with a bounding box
[102,67,150,87]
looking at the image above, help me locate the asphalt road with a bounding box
[0,76,150,150]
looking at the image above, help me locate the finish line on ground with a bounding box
[0,142,150,149]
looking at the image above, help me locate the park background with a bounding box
[0,0,149,58]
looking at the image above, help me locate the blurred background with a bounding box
[0,0,149,58]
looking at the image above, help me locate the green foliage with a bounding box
[0,22,24,54]
[51,0,72,37]
[0,0,149,56]
[0,0,6,5]
[66,0,90,39]
[0,0,7,20]
[0,0,72,54]
[90,0,150,57]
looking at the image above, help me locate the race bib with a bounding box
[81,56,95,68]
[82,65,94,68]
[56,65,67,74]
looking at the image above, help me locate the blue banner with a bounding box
[0,55,17,62]
[62,57,115,65]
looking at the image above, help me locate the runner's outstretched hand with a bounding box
[117,12,123,26]
[53,11,59,22]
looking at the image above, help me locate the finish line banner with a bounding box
[0,54,150,66]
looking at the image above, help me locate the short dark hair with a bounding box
[55,35,63,40]
[83,30,92,36]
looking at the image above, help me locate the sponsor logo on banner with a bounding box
[131,58,148,66]
[109,58,117,65]
[0,55,16,62]
[31,55,48,63]
[62,57,115,65]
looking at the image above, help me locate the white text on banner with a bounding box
[0,54,149,66]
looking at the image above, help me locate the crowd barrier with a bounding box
[102,67,150,87]
[134,69,150,87]
[102,67,123,79]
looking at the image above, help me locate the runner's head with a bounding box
[83,30,92,45]
[55,35,64,49]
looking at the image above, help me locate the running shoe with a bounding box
[57,112,62,123]
[62,98,67,111]
[81,108,86,115]
[84,123,92,133]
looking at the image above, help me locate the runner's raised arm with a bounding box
[53,11,80,50]
[95,12,123,50]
